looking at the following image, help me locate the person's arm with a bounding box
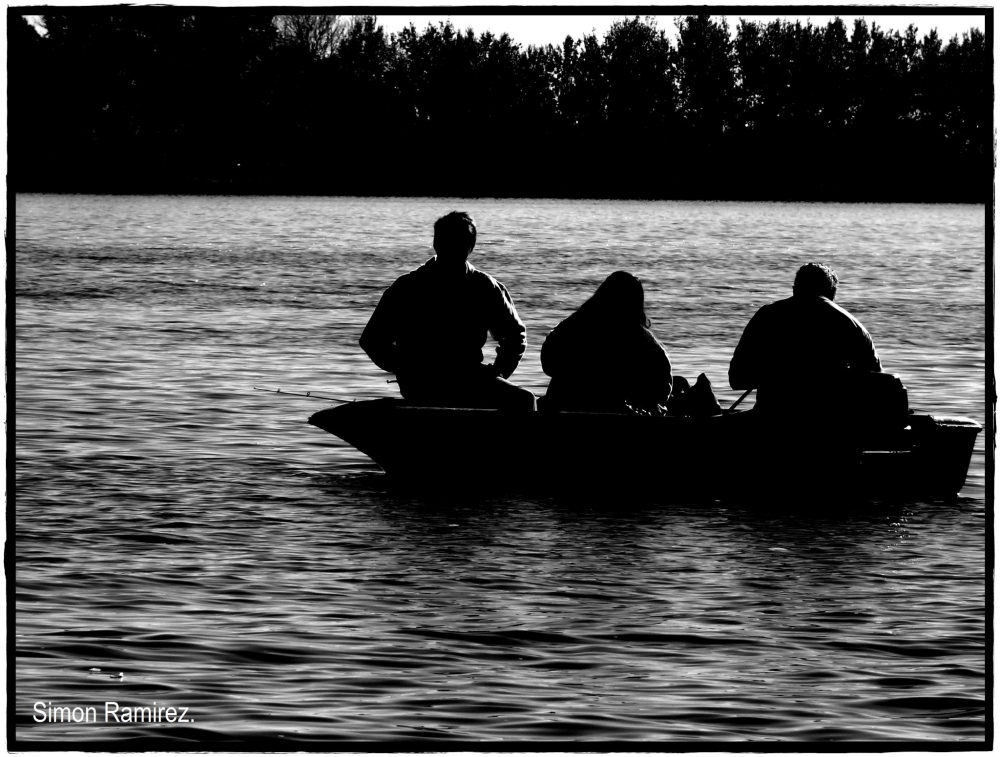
[359,283,401,374]
[729,308,765,390]
[851,324,883,373]
[654,341,673,403]
[488,282,527,379]
[631,332,673,406]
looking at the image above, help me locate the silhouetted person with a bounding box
[360,211,535,411]
[541,271,672,413]
[729,263,882,416]
[729,263,884,498]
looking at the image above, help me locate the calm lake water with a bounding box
[14,194,988,746]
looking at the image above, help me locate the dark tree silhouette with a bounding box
[675,15,737,139]
[603,17,676,139]
[9,9,988,201]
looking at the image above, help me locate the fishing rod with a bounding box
[728,387,755,411]
[254,386,355,404]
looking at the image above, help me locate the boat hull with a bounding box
[308,399,982,500]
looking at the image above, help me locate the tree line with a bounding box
[10,11,989,201]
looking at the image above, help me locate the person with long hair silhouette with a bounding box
[540,271,673,413]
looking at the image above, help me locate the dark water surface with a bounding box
[15,194,987,745]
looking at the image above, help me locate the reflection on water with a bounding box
[15,195,986,744]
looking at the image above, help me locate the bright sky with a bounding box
[18,4,987,47]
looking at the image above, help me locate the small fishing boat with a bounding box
[308,374,982,501]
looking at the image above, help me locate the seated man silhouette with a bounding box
[728,263,884,495]
[729,263,882,417]
[360,211,535,411]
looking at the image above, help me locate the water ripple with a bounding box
[15,195,986,745]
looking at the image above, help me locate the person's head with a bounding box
[433,211,477,265]
[579,271,650,328]
[793,263,839,300]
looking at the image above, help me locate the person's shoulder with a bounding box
[638,326,670,359]
[412,257,437,276]
[640,322,670,349]
[467,262,494,282]
[774,295,847,316]
[750,297,790,319]
[824,297,871,330]
[812,295,861,321]
[792,295,870,330]
[768,296,795,310]
[390,258,435,286]
[468,264,511,294]
[824,297,855,317]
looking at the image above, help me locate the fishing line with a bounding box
[254,386,355,403]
